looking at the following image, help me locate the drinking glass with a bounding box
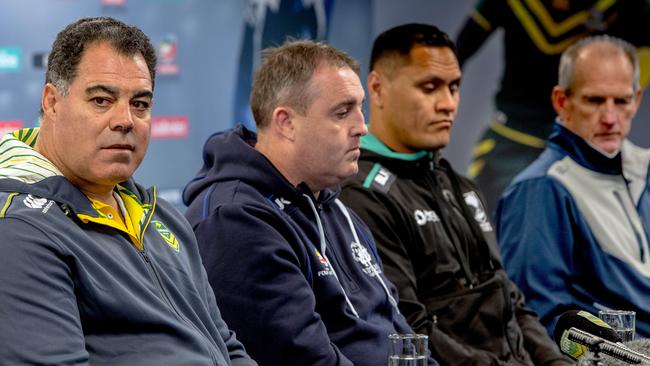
[598,310,635,342]
[388,333,428,366]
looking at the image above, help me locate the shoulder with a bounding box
[345,160,398,195]
[0,191,64,223]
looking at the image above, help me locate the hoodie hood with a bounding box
[183,125,339,207]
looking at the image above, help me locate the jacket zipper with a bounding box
[613,190,647,262]
[422,165,475,287]
[137,195,221,364]
[138,246,221,364]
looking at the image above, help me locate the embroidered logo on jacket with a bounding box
[413,209,440,226]
[351,242,381,276]
[315,249,335,277]
[152,220,180,252]
[463,191,493,232]
[374,168,391,186]
[23,194,48,209]
[274,197,291,210]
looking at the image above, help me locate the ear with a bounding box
[367,70,385,109]
[41,83,60,119]
[634,88,644,108]
[551,86,569,120]
[270,105,296,141]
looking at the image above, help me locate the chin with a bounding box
[596,140,622,155]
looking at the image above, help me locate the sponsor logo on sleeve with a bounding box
[274,197,291,210]
[23,194,54,213]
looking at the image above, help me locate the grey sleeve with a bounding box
[0,217,89,365]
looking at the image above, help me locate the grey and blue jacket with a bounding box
[497,122,650,338]
[0,129,256,366]
[183,125,432,366]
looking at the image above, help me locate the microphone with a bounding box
[566,328,650,364]
[592,338,650,365]
[553,310,650,364]
[554,310,622,359]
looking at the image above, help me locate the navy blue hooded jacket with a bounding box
[183,126,432,366]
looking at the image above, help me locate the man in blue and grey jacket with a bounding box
[0,17,256,366]
[184,40,434,366]
[497,35,650,338]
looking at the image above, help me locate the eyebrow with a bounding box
[417,75,462,86]
[332,98,362,112]
[85,84,153,100]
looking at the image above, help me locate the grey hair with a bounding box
[558,35,639,94]
[250,39,360,129]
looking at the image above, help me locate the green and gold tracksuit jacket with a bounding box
[0,129,256,366]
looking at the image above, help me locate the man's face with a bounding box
[292,64,367,192]
[41,42,153,190]
[374,45,461,153]
[554,47,642,154]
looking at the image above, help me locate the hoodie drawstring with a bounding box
[334,199,400,313]
[303,194,360,318]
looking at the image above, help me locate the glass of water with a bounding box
[388,333,428,366]
[598,309,636,342]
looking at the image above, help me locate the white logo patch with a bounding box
[463,191,493,232]
[24,194,48,209]
[274,197,291,210]
[351,242,381,276]
[373,168,391,186]
[414,209,440,226]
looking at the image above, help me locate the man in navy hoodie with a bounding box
[184,40,435,365]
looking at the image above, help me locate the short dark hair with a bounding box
[250,39,359,129]
[370,23,456,76]
[45,17,157,97]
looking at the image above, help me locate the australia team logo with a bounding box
[152,220,180,252]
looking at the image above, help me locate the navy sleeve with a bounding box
[202,275,258,366]
[195,202,354,366]
[0,217,89,365]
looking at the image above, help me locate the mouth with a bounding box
[595,132,620,139]
[431,119,453,127]
[104,144,135,151]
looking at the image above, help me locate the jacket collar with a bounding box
[549,121,623,175]
[0,128,152,218]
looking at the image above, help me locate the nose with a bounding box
[352,108,368,137]
[109,101,135,133]
[600,99,619,126]
[436,88,458,115]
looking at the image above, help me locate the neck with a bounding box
[255,138,320,198]
[82,186,119,209]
